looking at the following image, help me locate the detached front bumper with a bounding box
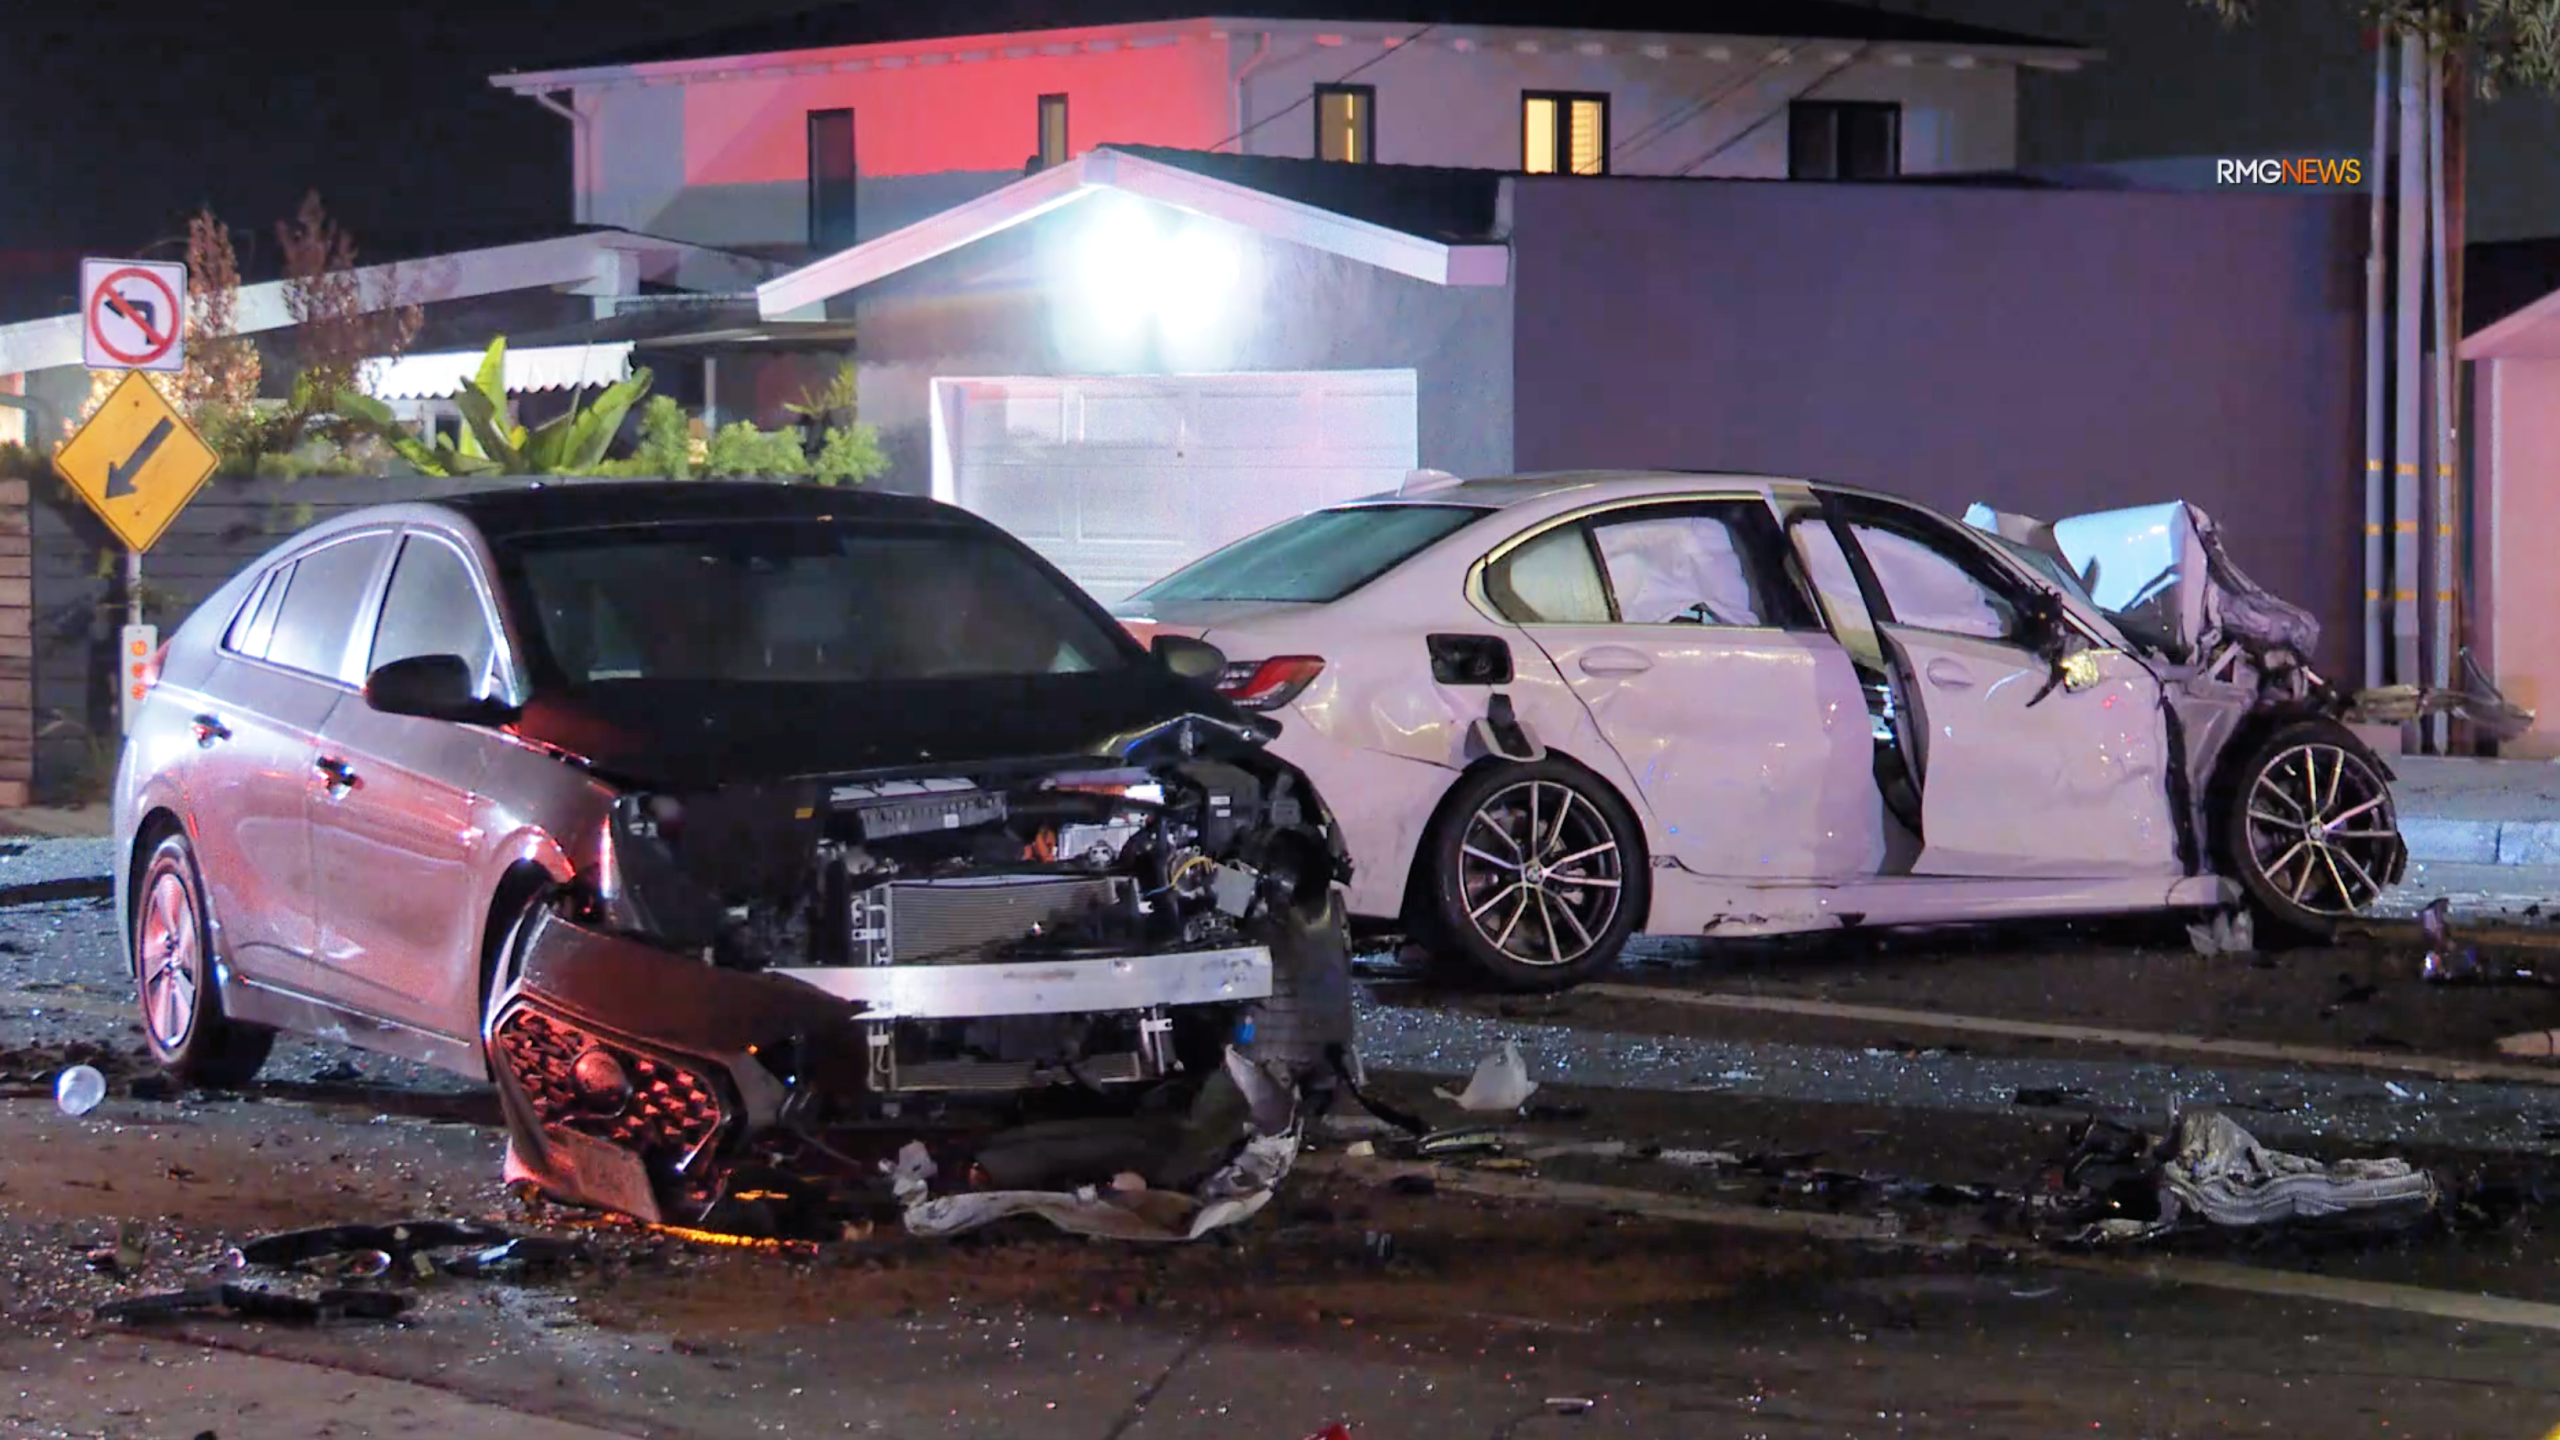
[484,910,1275,1223]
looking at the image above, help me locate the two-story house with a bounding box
[490,0,2092,257]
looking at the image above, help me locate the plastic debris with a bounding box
[234,1220,513,1270]
[1546,1398,1596,1415]
[2061,1110,2437,1245]
[54,1064,104,1116]
[94,1284,411,1326]
[2186,910,2255,958]
[1433,1041,1539,1112]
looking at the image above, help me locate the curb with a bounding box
[2399,817,2560,867]
[0,876,112,908]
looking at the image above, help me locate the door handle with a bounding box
[315,756,359,793]
[189,714,230,747]
[1923,658,1974,689]
[1579,647,1654,676]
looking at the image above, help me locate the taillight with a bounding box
[1216,656,1326,711]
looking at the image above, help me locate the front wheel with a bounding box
[2219,719,2407,940]
[1423,761,1648,992]
[133,832,273,1087]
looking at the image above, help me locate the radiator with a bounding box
[851,874,1133,966]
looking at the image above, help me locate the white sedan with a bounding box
[1114,471,2406,990]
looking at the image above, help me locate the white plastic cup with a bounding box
[54,1065,106,1117]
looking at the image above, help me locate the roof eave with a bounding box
[492,16,2097,92]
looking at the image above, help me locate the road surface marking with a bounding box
[1582,984,2560,1087]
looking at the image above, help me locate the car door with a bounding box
[186,531,394,998]
[1481,497,1886,881]
[1811,495,2182,880]
[306,526,512,1043]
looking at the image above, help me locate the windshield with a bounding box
[1981,532,2098,609]
[1135,504,1490,604]
[499,518,1136,685]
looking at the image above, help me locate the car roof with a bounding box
[430,480,959,539]
[1331,470,1926,512]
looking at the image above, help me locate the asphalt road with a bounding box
[5,850,2560,1439]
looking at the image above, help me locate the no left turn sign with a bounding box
[81,258,187,373]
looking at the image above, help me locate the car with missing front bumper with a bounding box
[113,482,1355,1225]
[1116,472,2407,991]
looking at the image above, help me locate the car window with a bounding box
[225,564,291,661]
[1590,506,1804,627]
[266,533,393,683]
[1847,522,2018,641]
[1790,521,1869,635]
[1484,525,1611,625]
[499,518,1135,684]
[369,534,498,684]
[1136,504,1489,604]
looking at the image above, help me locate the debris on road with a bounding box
[1435,1040,1538,1113]
[2496,1029,2560,1060]
[94,1283,411,1327]
[2186,911,2254,958]
[898,1048,1304,1242]
[2056,1111,2438,1246]
[54,1063,104,1116]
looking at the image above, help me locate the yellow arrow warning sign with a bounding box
[54,371,218,553]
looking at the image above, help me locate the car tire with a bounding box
[1423,760,1648,992]
[1240,888,1356,1086]
[132,831,273,1088]
[2218,718,2407,942]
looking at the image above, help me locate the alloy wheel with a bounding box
[1454,780,1627,968]
[2242,742,2398,918]
[139,866,201,1050]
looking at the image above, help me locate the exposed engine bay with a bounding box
[484,734,1356,1234]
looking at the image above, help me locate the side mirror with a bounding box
[1152,633,1228,683]
[365,654,518,725]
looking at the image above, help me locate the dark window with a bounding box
[1789,101,1900,180]
[369,534,499,684]
[1137,505,1489,604]
[267,533,393,683]
[808,108,857,251]
[1586,502,1813,628]
[1038,94,1069,168]
[498,519,1136,685]
[1523,92,1609,176]
[226,565,290,661]
[1314,84,1374,163]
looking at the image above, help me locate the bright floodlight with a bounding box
[1158,225,1242,334]
[1079,198,1162,332]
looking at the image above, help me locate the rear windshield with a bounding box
[1135,504,1490,604]
[496,518,1137,685]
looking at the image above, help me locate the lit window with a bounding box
[1789,101,1901,180]
[1523,92,1608,176]
[1315,84,1374,163]
[1038,94,1069,168]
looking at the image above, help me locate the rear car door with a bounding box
[307,527,511,1041]
[1481,497,1886,881]
[1809,496,2182,880]
[188,529,395,998]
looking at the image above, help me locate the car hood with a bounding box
[511,672,1275,790]
[1964,499,2319,663]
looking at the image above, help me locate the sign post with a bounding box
[68,258,204,735]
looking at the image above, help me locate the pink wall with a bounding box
[2482,357,2560,755]
[680,44,1233,186]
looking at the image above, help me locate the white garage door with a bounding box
[930,370,1420,603]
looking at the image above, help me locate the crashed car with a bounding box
[1115,472,2406,990]
[112,482,1354,1225]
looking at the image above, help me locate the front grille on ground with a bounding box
[495,1007,726,1165]
[850,874,1134,965]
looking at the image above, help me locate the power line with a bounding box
[1610,47,1792,162]
[1675,44,1872,176]
[1209,24,1437,154]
